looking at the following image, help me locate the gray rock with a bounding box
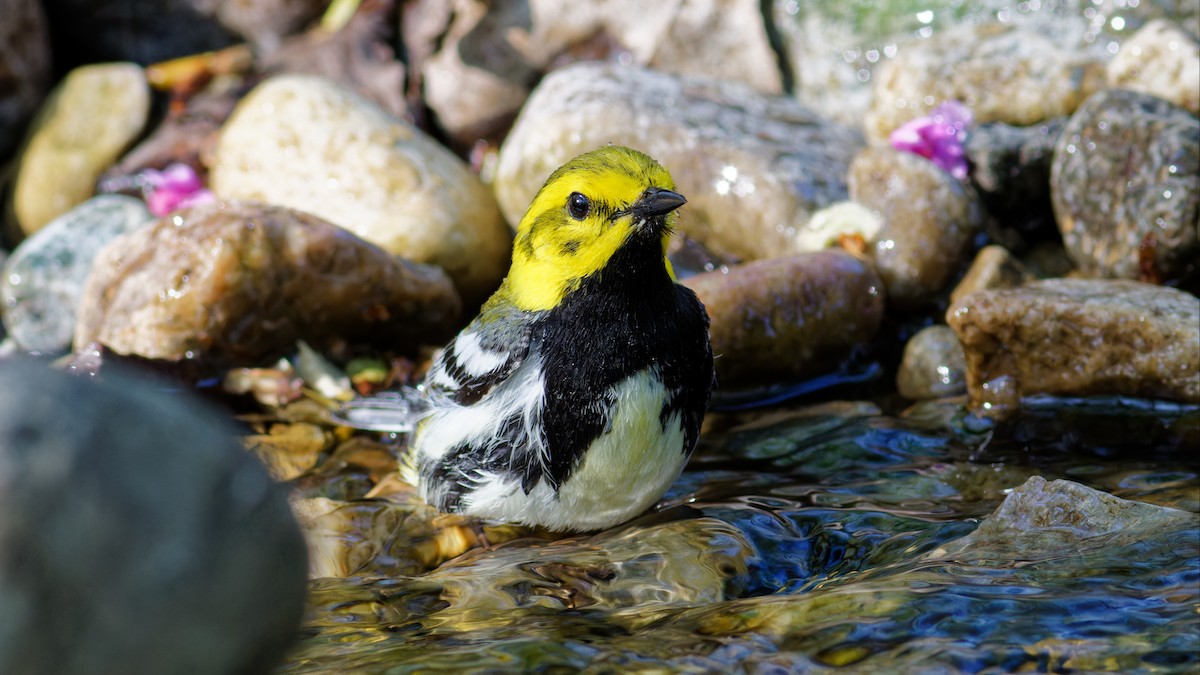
[0,358,307,674]
[421,0,781,146]
[0,0,50,161]
[965,118,1064,230]
[9,63,150,237]
[896,325,967,400]
[865,22,1106,142]
[682,251,885,388]
[211,74,511,306]
[1107,19,1200,116]
[2,195,154,354]
[74,201,462,373]
[949,244,1034,309]
[947,278,1200,418]
[930,476,1196,560]
[494,62,864,263]
[848,146,982,308]
[1052,88,1200,282]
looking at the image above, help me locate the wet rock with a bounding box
[210,74,510,305]
[421,0,781,145]
[0,0,50,161]
[495,62,864,263]
[865,22,1106,142]
[932,476,1196,559]
[9,63,150,238]
[1051,88,1200,282]
[948,245,1034,309]
[683,251,885,388]
[947,279,1200,417]
[1107,19,1200,116]
[1,195,155,355]
[965,119,1064,231]
[0,358,307,674]
[73,201,461,373]
[848,146,982,308]
[896,325,967,400]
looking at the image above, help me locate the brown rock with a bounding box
[949,245,1034,309]
[896,325,967,400]
[73,201,461,371]
[683,251,885,388]
[947,278,1200,417]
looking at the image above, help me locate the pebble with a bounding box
[865,22,1105,142]
[9,62,150,237]
[494,62,864,263]
[0,0,50,160]
[1051,88,1199,282]
[0,358,307,674]
[1,195,155,354]
[1107,19,1199,116]
[947,278,1200,418]
[210,74,511,306]
[421,0,781,145]
[73,201,461,373]
[848,146,982,309]
[895,325,967,400]
[683,250,885,388]
[948,245,1034,310]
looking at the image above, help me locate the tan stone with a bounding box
[949,245,1034,309]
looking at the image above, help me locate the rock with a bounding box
[421,0,781,145]
[948,245,1034,309]
[39,0,239,65]
[865,22,1106,142]
[1051,88,1200,282]
[9,63,150,237]
[965,118,1064,231]
[683,251,885,388]
[792,201,883,253]
[495,62,864,263]
[947,278,1200,417]
[73,201,461,373]
[848,146,982,308]
[210,74,510,306]
[209,0,327,51]
[1107,19,1200,116]
[931,476,1196,559]
[0,358,307,674]
[1,195,155,354]
[896,325,967,400]
[0,0,50,161]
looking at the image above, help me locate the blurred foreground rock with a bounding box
[495,62,863,263]
[74,201,461,373]
[684,250,884,388]
[211,74,511,305]
[0,359,307,674]
[947,279,1200,417]
[2,195,154,354]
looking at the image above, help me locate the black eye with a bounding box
[567,192,591,220]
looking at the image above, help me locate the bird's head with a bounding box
[503,146,686,311]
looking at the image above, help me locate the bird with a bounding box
[402,145,714,532]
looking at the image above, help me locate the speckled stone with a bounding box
[2,195,154,354]
[495,62,863,264]
[865,22,1105,142]
[1051,88,1199,281]
[947,279,1200,418]
[210,74,511,306]
[9,63,149,237]
[848,146,982,308]
[1107,19,1199,116]
[896,325,967,400]
[683,250,885,388]
[949,245,1034,310]
[74,201,461,373]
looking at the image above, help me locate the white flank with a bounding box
[453,332,509,377]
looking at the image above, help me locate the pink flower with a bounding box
[889,101,973,180]
[139,163,216,216]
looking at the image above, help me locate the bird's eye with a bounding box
[566,192,591,220]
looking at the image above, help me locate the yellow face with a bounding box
[505,146,680,311]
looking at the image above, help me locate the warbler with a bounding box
[404,145,714,532]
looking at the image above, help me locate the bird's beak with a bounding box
[635,187,687,219]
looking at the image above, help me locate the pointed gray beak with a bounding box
[635,187,687,218]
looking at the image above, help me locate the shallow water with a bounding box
[275,396,1199,673]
